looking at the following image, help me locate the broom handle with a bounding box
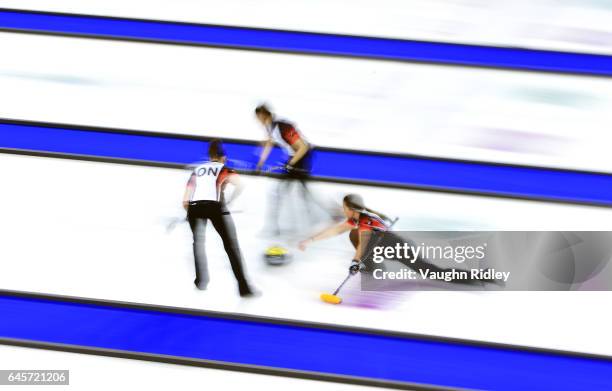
[333,274,352,295]
[332,217,399,295]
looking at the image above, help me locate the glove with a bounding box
[284,163,296,174]
[349,260,363,275]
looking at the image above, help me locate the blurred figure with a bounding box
[255,104,311,174]
[183,139,257,297]
[254,104,322,236]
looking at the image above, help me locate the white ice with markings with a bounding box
[3,0,612,55]
[1,33,612,172]
[1,153,612,356]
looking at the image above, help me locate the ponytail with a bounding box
[364,207,392,223]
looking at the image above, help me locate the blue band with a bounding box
[1,120,611,206]
[0,294,610,390]
[1,9,612,76]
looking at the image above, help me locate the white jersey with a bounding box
[189,161,234,202]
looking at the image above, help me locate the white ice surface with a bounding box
[1,153,612,356]
[2,0,612,55]
[0,344,378,391]
[1,33,612,173]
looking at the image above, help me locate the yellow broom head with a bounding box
[320,293,342,304]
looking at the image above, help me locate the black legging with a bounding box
[187,200,252,294]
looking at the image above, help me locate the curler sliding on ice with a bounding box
[299,194,500,304]
[298,194,397,304]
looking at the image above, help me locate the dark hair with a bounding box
[343,194,390,222]
[343,194,365,211]
[255,104,272,118]
[208,139,226,160]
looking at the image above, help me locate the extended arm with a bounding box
[256,139,274,171]
[288,139,309,167]
[298,221,353,250]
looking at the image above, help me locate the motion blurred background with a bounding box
[1,1,612,389]
[1,0,612,172]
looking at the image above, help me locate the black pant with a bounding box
[187,201,251,294]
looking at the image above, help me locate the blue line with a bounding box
[1,121,612,205]
[1,9,612,76]
[1,295,611,390]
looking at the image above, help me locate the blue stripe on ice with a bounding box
[1,9,612,76]
[1,121,612,205]
[1,295,611,390]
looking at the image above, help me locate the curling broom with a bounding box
[321,217,398,304]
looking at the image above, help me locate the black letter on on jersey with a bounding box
[197,167,220,176]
